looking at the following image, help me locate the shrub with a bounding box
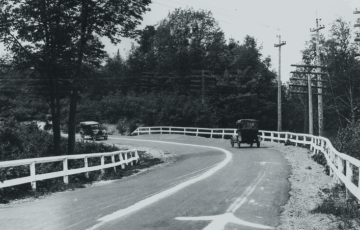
[333,121,360,160]
[0,118,123,203]
[116,118,143,135]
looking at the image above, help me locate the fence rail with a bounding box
[0,149,139,190]
[132,126,360,200]
[132,126,237,138]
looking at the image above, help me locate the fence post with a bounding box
[196,129,199,136]
[184,128,186,135]
[111,154,116,172]
[295,135,298,147]
[271,132,274,142]
[210,130,213,138]
[124,152,128,166]
[346,161,353,199]
[134,149,139,165]
[222,130,225,139]
[84,157,89,178]
[170,127,172,134]
[160,127,162,134]
[130,152,133,166]
[337,157,344,184]
[316,139,319,154]
[101,155,105,175]
[148,127,151,135]
[30,162,36,191]
[120,153,125,169]
[320,140,325,153]
[63,158,68,184]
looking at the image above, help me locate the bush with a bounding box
[311,184,360,229]
[116,118,143,135]
[0,118,123,203]
[0,118,56,161]
[333,121,360,160]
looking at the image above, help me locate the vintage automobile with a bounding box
[230,119,260,148]
[79,121,108,141]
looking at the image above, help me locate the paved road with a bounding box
[0,135,290,230]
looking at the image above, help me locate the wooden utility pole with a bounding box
[289,65,327,135]
[274,35,286,131]
[307,71,313,134]
[310,19,325,136]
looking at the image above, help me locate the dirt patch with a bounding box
[264,141,360,230]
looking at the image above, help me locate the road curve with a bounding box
[0,135,290,230]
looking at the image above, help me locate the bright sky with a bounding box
[103,0,360,82]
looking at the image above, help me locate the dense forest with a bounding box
[1,7,360,158]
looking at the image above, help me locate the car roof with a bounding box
[80,121,99,125]
[236,119,258,124]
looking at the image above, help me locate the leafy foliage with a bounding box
[333,121,360,159]
[0,118,123,203]
[296,18,360,135]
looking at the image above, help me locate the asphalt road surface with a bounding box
[0,134,291,230]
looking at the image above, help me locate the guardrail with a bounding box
[0,149,139,190]
[132,126,360,200]
[132,126,237,138]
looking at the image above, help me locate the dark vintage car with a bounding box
[79,121,108,141]
[230,119,260,148]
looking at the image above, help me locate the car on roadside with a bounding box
[79,121,108,141]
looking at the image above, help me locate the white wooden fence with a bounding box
[0,149,139,190]
[132,126,237,138]
[132,126,360,200]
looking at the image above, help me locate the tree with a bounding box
[211,36,278,130]
[127,8,227,77]
[299,18,360,135]
[0,0,151,154]
[324,19,360,125]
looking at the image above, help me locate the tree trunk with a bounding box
[304,95,308,134]
[349,87,355,124]
[67,0,89,155]
[67,89,78,155]
[49,93,61,155]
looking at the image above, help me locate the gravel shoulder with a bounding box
[264,141,359,230]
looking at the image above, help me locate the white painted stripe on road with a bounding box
[86,137,233,230]
[227,169,267,213]
[175,162,273,229]
[177,213,273,230]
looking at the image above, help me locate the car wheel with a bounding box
[104,135,108,140]
[230,139,234,147]
[92,135,97,141]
